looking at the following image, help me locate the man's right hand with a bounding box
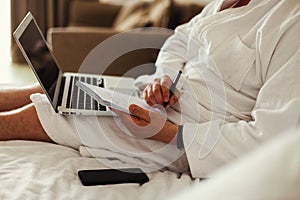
[143,75,180,107]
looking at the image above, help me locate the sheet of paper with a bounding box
[77,81,196,124]
[76,81,151,114]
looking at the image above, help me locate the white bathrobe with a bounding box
[32,0,300,178]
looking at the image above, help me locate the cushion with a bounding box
[113,0,172,31]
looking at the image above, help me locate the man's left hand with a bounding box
[111,104,179,143]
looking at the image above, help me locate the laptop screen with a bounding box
[18,20,60,101]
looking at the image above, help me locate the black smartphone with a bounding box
[78,168,149,186]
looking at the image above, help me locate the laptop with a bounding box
[13,12,137,116]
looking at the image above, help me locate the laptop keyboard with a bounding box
[66,76,106,111]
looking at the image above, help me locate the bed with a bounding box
[0,140,198,200]
[2,128,300,200]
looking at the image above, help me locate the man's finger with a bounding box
[129,104,151,122]
[161,85,170,103]
[147,84,157,106]
[169,89,180,106]
[130,115,149,127]
[161,76,172,102]
[152,83,164,105]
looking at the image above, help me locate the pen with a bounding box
[164,70,182,107]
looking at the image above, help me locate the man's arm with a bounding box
[134,3,216,89]
[183,46,300,178]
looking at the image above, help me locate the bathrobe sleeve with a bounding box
[183,14,300,178]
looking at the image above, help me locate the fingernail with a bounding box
[164,96,169,102]
[129,105,136,112]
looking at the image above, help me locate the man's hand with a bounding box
[143,75,180,107]
[111,104,179,144]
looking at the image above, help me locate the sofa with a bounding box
[46,0,204,77]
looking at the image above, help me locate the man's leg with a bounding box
[0,83,43,112]
[0,103,53,142]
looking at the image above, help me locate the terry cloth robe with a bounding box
[135,0,300,177]
[32,0,300,178]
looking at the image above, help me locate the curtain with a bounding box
[10,0,57,63]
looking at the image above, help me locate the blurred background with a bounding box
[1,0,211,84]
[0,0,35,84]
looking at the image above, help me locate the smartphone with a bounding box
[78,168,149,186]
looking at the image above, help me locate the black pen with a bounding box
[164,70,182,107]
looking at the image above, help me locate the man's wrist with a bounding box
[150,122,178,143]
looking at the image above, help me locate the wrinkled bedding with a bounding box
[0,140,198,200]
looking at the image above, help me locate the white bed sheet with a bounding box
[0,140,198,200]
